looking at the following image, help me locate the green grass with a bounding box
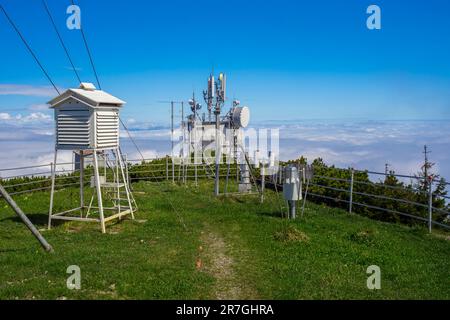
[0,180,449,299]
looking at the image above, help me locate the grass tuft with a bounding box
[274,225,310,243]
[348,229,378,246]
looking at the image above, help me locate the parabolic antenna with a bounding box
[232,106,250,128]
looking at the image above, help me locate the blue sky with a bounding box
[0,0,450,182]
[1,0,450,122]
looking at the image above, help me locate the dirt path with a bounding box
[199,226,257,300]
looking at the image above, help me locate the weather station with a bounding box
[47,83,136,233]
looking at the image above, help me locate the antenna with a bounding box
[203,73,215,121]
[213,72,228,195]
[189,92,202,115]
[186,72,255,196]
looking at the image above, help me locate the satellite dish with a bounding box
[232,106,250,128]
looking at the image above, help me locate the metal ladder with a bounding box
[103,151,138,215]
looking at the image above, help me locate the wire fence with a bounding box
[0,156,449,232]
[265,164,450,232]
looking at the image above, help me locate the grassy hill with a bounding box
[0,180,449,299]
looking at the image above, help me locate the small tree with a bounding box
[414,145,448,222]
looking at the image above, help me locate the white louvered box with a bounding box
[48,83,124,150]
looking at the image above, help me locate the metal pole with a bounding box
[214,111,220,196]
[195,163,198,186]
[288,200,296,219]
[301,179,309,218]
[236,147,239,184]
[117,148,134,220]
[298,167,303,202]
[189,136,198,186]
[428,179,433,233]
[80,151,84,217]
[48,150,57,230]
[260,165,265,203]
[115,151,121,217]
[181,101,186,184]
[93,151,106,233]
[349,169,354,214]
[0,184,53,252]
[225,162,230,195]
[194,109,198,184]
[279,165,283,185]
[193,120,198,186]
[125,153,130,190]
[166,156,169,181]
[171,101,175,184]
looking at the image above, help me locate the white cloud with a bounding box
[0,119,449,187]
[22,112,52,122]
[127,149,160,161]
[119,128,171,140]
[29,104,50,111]
[0,112,52,124]
[31,129,54,136]
[0,84,60,97]
[0,150,73,179]
[0,113,12,120]
[35,151,74,171]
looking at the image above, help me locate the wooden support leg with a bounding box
[48,149,57,230]
[0,184,53,252]
[93,151,106,233]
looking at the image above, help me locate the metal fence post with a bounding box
[172,158,175,184]
[349,168,354,214]
[48,158,56,230]
[278,165,282,185]
[171,101,175,184]
[428,179,433,233]
[166,156,169,181]
[301,176,309,218]
[195,163,198,186]
[260,166,265,203]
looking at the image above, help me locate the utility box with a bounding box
[48,83,125,151]
[283,165,301,219]
[283,165,301,201]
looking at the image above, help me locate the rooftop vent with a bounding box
[79,82,96,91]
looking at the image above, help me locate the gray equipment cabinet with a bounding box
[283,165,302,219]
